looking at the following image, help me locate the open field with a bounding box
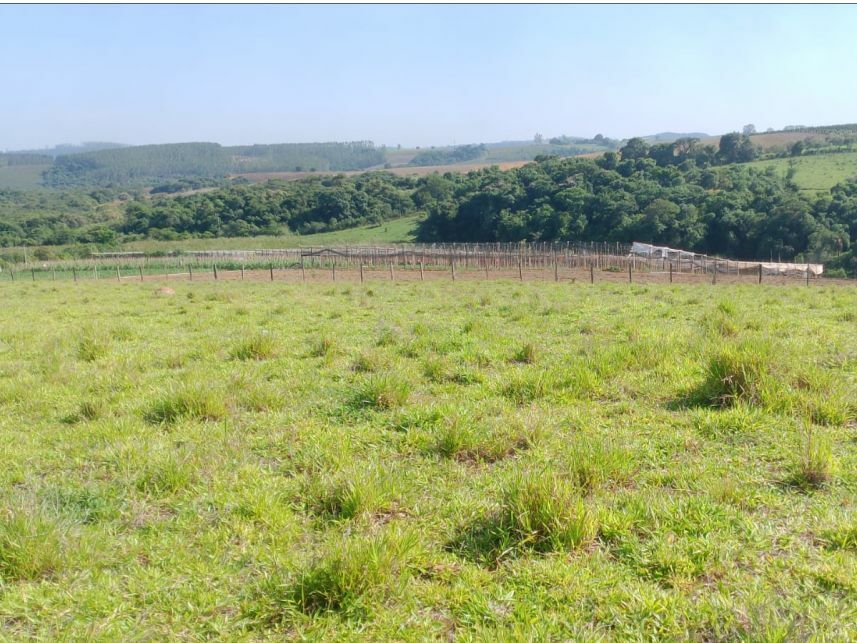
[115,216,422,253]
[0,278,855,638]
[700,131,828,150]
[747,152,857,192]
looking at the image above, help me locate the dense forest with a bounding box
[41,141,387,188]
[0,152,53,167]
[229,141,385,172]
[418,156,853,264]
[409,144,487,166]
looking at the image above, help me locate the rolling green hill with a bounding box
[746,152,857,192]
[41,142,387,188]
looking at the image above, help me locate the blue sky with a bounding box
[1,4,856,150]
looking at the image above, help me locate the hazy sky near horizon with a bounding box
[2,4,857,150]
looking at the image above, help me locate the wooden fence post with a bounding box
[213,264,218,280]
[451,260,456,282]
[51,267,56,281]
[518,260,523,281]
[189,265,193,281]
[360,264,365,283]
[669,262,673,283]
[758,263,762,284]
[554,261,558,282]
[628,262,632,283]
[389,262,394,281]
[241,265,245,280]
[301,257,306,282]
[270,264,274,282]
[139,266,144,282]
[590,263,594,284]
[116,266,121,282]
[31,268,35,282]
[419,261,424,281]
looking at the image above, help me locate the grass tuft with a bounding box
[819,521,857,552]
[310,336,336,358]
[501,370,559,404]
[145,385,228,424]
[0,507,65,581]
[451,472,595,563]
[786,423,833,490]
[693,344,775,408]
[351,351,383,373]
[430,414,541,463]
[303,468,394,520]
[510,342,538,364]
[350,374,410,410]
[244,530,419,624]
[230,333,277,360]
[77,334,108,362]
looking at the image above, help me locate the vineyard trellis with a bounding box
[1,241,829,284]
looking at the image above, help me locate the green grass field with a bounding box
[0,279,855,638]
[747,152,857,192]
[118,215,421,253]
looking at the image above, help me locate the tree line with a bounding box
[41,142,387,188]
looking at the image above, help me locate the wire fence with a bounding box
[1,241,838,286]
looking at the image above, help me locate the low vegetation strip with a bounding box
[0,279,854,638]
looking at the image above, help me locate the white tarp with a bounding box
[630,242,823,276]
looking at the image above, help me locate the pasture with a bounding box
[747,152,857,192]
[118,215,422,253]
[0,278,855,638]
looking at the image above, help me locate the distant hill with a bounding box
[643,132,710,143]
[40,141,386,188]
[10,142,129,158]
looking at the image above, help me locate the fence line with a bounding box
[4,242,832,284]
